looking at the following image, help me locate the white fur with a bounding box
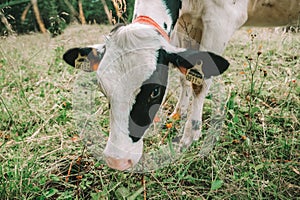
[133,0,173,34]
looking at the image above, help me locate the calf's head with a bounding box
[63,24,229,171]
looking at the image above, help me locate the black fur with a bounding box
[167,50,230,78]
[129,49,169,142]
[162,0,182,29]
[63,47,93,67]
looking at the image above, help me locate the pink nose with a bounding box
[105,157,133,171]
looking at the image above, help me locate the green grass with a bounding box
[0,25,299,199]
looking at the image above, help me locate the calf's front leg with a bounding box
[180,78,212,147]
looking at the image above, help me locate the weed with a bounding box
[0,25,299,199]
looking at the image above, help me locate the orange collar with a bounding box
[133,15,170,42]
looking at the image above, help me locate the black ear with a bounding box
[166,50,230,78]
[63,47,103,72]
[63,48,92,67]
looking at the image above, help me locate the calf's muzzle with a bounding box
[105,156,133,171]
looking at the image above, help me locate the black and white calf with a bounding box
[64,0,229,171]
[63,0,299,171]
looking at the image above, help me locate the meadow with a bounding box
[0,24,299,199]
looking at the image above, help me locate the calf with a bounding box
[63,0,299,171]
[171,0,299,146]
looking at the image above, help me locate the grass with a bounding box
[0,24,299,199]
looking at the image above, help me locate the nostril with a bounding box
[127,159,132,165]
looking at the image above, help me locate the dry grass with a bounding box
[0,25,299,199]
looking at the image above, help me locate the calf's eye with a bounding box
[150,87,161,99]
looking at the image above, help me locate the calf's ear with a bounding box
[166,49,230,79]
[63,45,104,72]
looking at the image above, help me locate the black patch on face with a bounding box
[129,49,169,142]
[162,0,182,29]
